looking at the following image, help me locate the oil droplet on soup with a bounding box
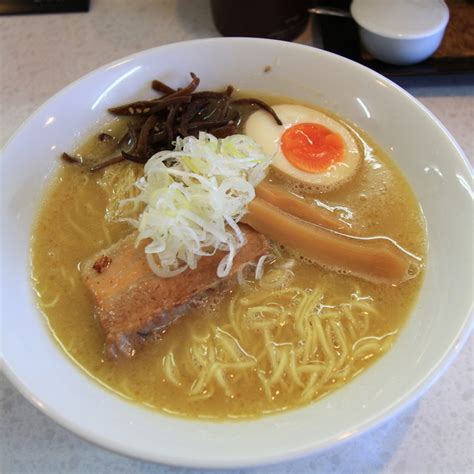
[31,100,426,419]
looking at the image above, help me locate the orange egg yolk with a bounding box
[280,123,344,173]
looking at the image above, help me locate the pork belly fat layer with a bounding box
[81,226,270,358]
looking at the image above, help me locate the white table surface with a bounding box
[1,1,472,473]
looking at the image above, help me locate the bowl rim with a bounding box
[1,37,473,469]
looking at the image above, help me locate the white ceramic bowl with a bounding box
[351,0,450,65]
[1,38,472,469]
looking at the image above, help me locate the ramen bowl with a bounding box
[1,38,472,468]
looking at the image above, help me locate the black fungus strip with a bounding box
[216,86,235,120]
[230,98,283,125]
[210,123,238,138]
[61,152,82,164]
[121,150,149,164]
[89,155,125,172]
[150,130,168,144]
[165,72,200,99]
[187,119,234,130]
[151,79,176,95]
[178,98,209,137]
[148,95,192,115]
[109,95,191,116]
[134,115,160,159]
[165,105,180,147]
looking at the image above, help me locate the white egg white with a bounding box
[245,104,362,192]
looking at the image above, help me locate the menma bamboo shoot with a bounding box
[242,198,421,285]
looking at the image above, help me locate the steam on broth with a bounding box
[31,80,426,419]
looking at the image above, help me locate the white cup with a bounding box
[351,0,450,65]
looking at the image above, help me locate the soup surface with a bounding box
[31,98,426,419]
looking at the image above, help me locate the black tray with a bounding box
[0,0,89,15]
[313,0,474,78]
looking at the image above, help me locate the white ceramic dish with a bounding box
[0,38,472,469]
[351,0,449,65]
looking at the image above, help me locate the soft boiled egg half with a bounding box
[245,104,362,192]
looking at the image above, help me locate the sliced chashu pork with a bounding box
[81,225,270,358]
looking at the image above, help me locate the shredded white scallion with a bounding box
[255,255,270,280]
[124,132,270,278]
